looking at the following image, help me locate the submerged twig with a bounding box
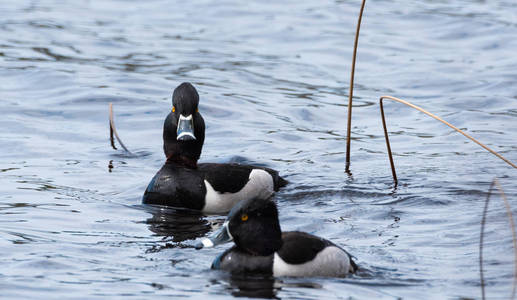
[109,103,132,154]
[479,179,517,300]
[345,0,367,172]
[479,180,494,300]
[379,95,517,184]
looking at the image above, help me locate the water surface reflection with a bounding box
[143,205,211,242]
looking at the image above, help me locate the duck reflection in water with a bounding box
[213,273,278,299]
[213,273,323,299]
[144,205,211,243]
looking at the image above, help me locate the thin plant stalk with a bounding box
[479,179,517,300]
[379,95,517,184]
[345,0,366,172]
[379,98,397,184]
[109,103,132,154]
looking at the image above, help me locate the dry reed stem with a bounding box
[479,179,517,300]
[109,103,132,154]
[379,95,517,184]
[345,0,366,172]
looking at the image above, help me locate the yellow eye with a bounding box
[172,106,176,113]
[196,108,199,113]
[241,214,248,222]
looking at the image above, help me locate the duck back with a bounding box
[273,231,357,277]
[198,163,287,192]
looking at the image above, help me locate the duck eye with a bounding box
[172,106,176,113]
[241,214,248,222]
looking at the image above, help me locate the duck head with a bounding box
[196,197,283,256]
[163,82,205,168]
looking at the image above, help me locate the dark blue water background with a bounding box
[1,0,517,298]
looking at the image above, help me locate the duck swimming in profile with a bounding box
[142,82,287,214]
[195,197,357,277]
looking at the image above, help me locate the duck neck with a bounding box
[166,154,198,169]
[162,112,205,169]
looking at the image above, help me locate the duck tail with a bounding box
[262,168,289,192]
[262,167,288,191]
[276,176,288,190]
[349,257,358,273]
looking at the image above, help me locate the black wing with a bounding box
[277,231,330,264]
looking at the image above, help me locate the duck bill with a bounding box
[177,114,196,141]
[195,221,233,249]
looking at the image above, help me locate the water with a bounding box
[1,0,517,298]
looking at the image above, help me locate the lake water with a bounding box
[1,0,517,299]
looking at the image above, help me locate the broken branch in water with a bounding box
[345,0,367,173]
[479,179,517,300]
[109,103,132,154]
[379,95,517,185]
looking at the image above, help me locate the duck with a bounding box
[195,196,357,277]
[142,82,287,214]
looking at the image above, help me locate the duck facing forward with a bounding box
[195,197,357,277]
[143,82,287,214]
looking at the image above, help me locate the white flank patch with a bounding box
[272,246,352,277]
[202,169,274,214]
